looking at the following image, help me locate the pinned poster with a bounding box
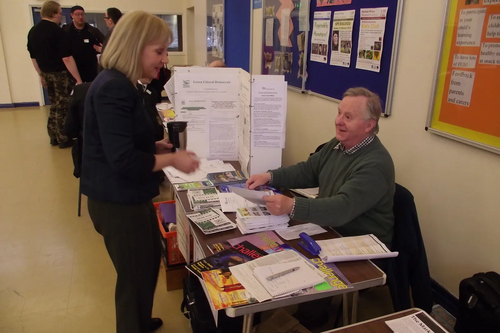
[330,10,355,68]
[310,11,331,63]
[317,0,352,7]
[356,7,389,73]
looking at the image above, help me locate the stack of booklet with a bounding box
[187,187,221,211]
[185,208,236,235]
[235,207,289,234]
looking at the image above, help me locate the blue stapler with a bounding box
[298,232,322,256]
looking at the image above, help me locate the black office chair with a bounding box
[386,183,433,313]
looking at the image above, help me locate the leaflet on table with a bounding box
[186,241,268,278]
[185,208,236,235]
[317,234,398,263]
[187,187,221,210]
[385,311,448,333]
[356,7,389,73]
[310,11,332,63]
[229,250,326,302]
[330,10,356,68]
[208,231,284,254]
[276,223,327,240]
[173,180,214,191]
[250,79,287,149]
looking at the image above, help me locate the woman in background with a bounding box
[81,11,199,333]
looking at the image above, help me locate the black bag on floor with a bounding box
[180,273,244,333]
[454,271,500,333]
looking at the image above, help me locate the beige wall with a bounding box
[0,0,190,105]
[0,26,13,105]
[282,0,500,296]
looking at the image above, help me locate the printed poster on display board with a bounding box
[330,9,355,68]
[355,7,389,73]
[310,11,331,63]
[317,0,352,7]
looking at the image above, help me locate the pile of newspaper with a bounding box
[187,188,221,211]
[235,207,289,234]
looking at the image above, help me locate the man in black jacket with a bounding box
[63,6,105,82]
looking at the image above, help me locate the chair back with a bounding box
[387,183,433,313]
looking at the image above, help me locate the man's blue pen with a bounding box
[266,266,300,281]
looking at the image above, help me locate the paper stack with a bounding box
[187,187,221,211]
[235,207,289,234]
[185,208,236,235]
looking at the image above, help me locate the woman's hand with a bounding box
[155,137,173,154]
[172,151,200,174]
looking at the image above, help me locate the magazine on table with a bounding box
[207,231,284,254]
[186,241,268,278]
[207,170,247,186]
[185,208,236,235]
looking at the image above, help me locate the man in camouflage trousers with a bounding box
[27,1,82,148]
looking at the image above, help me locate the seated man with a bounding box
[246,87,395,328]
[247,87,395,247]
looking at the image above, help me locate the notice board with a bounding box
[306,0,404,115]
[427,0,500,154]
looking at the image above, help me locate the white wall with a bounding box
[282,0,500,296]
[0,0,190,104]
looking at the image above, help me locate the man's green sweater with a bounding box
[271,136,395,247]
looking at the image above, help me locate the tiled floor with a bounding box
[0,106,397,333]
[0,106,189,333]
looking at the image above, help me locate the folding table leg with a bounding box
[242,313,254,333]
[351,290,359,323]
[343,293,349,325]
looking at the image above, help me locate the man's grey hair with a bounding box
[343,87,382,135]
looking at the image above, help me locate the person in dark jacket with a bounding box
[63,6,105,82]
[95,7,122,54]
[81,11,199,333]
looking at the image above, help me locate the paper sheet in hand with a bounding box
[228,186,270,205]
[276,223,327,240]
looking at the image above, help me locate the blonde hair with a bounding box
[41,1,60,19]
[343,87,382,135]
[101,11,173,82]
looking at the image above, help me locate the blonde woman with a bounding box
[81,11,199,333]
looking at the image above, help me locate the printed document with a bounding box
[385,311,448,333]
[276,223,327,240]
[317,234,398,263]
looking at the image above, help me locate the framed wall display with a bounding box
[427,0,500,154]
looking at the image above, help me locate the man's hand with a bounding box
[172,150,200,174]
[263,195,294,216]
[40,76,46,88]
[246,173,271,190]
[155,137,173,154]
[94,43,103,53]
